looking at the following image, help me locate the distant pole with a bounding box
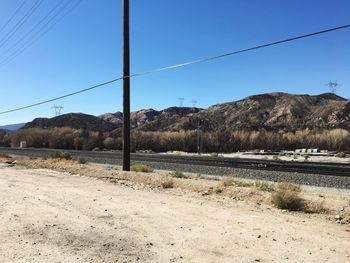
[178,97,184,107]
[122,0,130,171]
[197,120,201,155]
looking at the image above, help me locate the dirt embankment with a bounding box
[0,157,350,262]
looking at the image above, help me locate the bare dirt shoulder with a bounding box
[0,158,349,262]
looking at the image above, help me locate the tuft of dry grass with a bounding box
[303,201,329,214]
[234,180,254,187]
[160,176,174,188]
[77,156,87,164]
[221,177,235,187]
[221,177,254,188]
[168,170,188,179]
[131,163,154,173]
[277,182,301,192]
[255,181,275,192]
[49,151,72,160]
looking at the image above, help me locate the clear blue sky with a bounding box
[0,0,349,125]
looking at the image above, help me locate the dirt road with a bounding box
[0,164,349,262]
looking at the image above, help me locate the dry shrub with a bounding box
[234,180,253,187]
[168,170,188,179]
[277,182,301,192]
[335,152,346,158]
[0,153,10,158]
[221,177,253,188]
[343,211,350,224]
[271,190,304,211]
[272,155,281,161]
[131,163,154,173]
[255,181,275,192]
[221,177,235,187]
[160,176,174,188]
[77,156,87,164]
[214,187,223,194]
[0,152,14,163]
[49,151,72,160]
[271,183,304,211]
[303,201,329,214]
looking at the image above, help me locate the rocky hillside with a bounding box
[198,92,350,131]
[23,107,202,132]
[24,113,117,132]
[22,93,350,133]
[99,107,202,130]
[140,92,350,132]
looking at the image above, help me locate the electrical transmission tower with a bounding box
[52,105,63,116]
[326,81,341,94]
[191,100,197,107]
[178,97,184,107]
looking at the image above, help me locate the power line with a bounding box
[131,24,350,77]
[0,23,349,115]
[0,0,43,49]
[0,77,122,114]
[0,0,67,60]
[0,0,27,35]
[0,0,81,68]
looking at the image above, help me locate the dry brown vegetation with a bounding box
[2,127,350,152]
[255,181,275,192]
[303,201,329,214]
[221,176,235,187]
[131,163,154,173]
[271,185,305,211]
[160,176,175,188]
[0,153,15,164]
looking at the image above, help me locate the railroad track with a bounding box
[1,147,350,177]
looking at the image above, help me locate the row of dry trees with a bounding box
[1,127,350,152]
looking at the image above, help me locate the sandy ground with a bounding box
[0,164,350,263]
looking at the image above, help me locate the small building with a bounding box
[19,141,27,148]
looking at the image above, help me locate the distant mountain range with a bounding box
[0,123,25,132]
[23,107,202,132]
[19,92,350,133]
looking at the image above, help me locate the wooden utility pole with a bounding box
[122,0,130,171]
